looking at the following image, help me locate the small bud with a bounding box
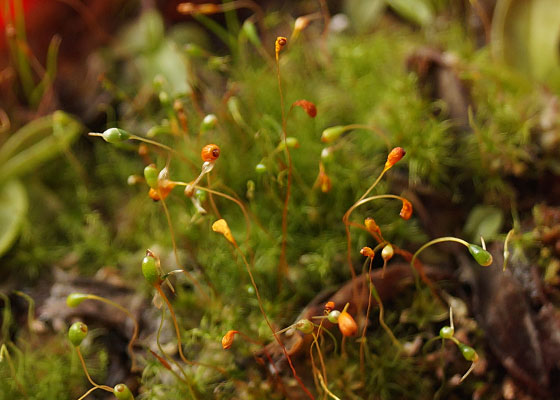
[315,162,332,193]
[384,147,406,170]
[321,126,346,143]
[327,310,341,324]
[458,343,478,362]
[212,219,236,245]
[113,383,133,400]
[278,137,299,150]
[66,293,88,308]
[400,199,413,220]
[159,91,170,107]
[468,244,493,267]
[292,99,317,118]
[222,330,238,350]
[142,251,161,286]
[338,309,358,337]
[295,319,314,334]
[255,163,267,174]
[144,164,158,189]
[360,246,375,258]
[101,128,130,144]
[200,114,218,132]
[321,147,334,163]
[381,244,394,261]
[439,326,454,339]
[68,322,88,347]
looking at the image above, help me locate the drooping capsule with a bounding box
[467,244,493,267]
[222,330,238,350]
[113,383,133,400]
[101,127,130,144]
[142,251,161,286]
[66,293,88,308]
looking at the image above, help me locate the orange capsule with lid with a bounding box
[400,199,413,220]
[201,144,220,162]
[222,330,238,349]
[338,308,358,337]
[384,147,406,170]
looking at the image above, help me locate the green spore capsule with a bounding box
[195,189,207,203]
[255,163,267,174]
[321,126,346,143]
[458,343,478,362]
[327,310,341,324]
[102,128,130,144]
[439,326,454,339]
[295,319,314,334]
[144,164,158,189]
[68,322,88,347]
[200,114,218,132]
[66,293,88,308]
[113,383,133,400]
[142,253,160,285]
[468,244,493,266]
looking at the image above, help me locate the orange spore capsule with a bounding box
[222,330,238,349]
[400,199,413,220]
[292,99,317,118]
[338,309,358,337]
[360,246,375,258]
[275,36,287,55]
[324,301,335,313]
[384,147,406,170]
[148,181,176,202]
[201,144,220,162]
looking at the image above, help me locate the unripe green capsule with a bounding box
[144,164,158,189]
[439,325,454,339]
[113,383,133,400]
[66,293,88,308]
[321,126,346,143]
[195,189,207,203]
[255,163,267,174]
[68,322,88,347]
[200,114,218,132]
[159,91,170,107]
[458,343,478,362]
[468,244,493,267]
[184,43,205,58]
[277,137,300,151]
[327,310,341,324]
[102,128,130,144]
[295,319,314,334]
[142,254,160,285]
[321,147,334,163]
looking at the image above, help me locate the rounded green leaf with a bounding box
[0,180,28,258]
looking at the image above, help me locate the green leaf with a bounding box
[492,0,560,85]
[386,0,434,27]
[0,180,27,257]
[0,111,83,183]
[464,205,504,242]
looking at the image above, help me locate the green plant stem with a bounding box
[80,295,139,372]
[155,308,198,399]
[276,41,292,289]
[0,344,27,398]
[232,244,315,400]
[75,347,113,395]
[158,193,211,301]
